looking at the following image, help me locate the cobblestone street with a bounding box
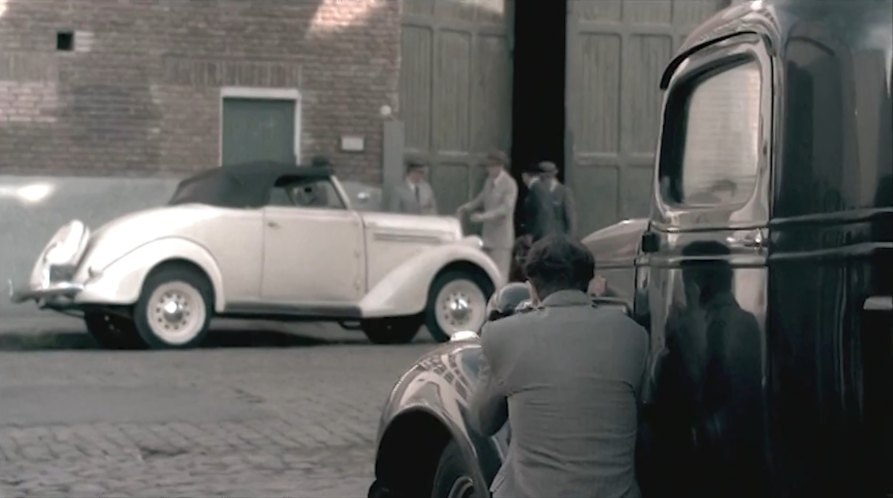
[0,322,432,497]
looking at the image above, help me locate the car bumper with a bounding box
[8,279,84,305]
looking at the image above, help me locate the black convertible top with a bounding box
[168,162,333,208]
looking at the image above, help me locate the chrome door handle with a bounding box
[741,228,767,249]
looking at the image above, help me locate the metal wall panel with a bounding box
[566,0,730,234]
[221,98,294,166]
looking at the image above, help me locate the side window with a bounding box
[269,177,345,210]
[661,60,762,208]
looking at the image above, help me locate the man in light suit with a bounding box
[471,235,649,498]
[457,150,518,282]
[389,158,438,215]
[539,161,578,239]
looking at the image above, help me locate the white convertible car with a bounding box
[10,163,501,349]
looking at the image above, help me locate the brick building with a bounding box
[0,0,401,184]
[0,0,731,233]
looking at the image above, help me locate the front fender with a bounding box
[360,237,501,318]
[374,341,507,493]
[75,237,226,312]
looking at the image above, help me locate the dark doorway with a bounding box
[510,0,567,222]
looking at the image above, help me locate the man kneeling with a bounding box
[471,235,648,498]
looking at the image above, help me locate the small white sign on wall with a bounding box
[340,135,365,152]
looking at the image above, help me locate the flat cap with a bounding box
[538,161,558,174]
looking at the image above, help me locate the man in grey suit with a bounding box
[457,151,518,283]
[520,163,560,243]
[389,159,438,215]
[539,161,578,239]
[471,235,649,498]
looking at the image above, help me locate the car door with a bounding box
[261,175,365,308]
[636,33,773,498]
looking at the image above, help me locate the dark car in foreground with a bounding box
[369,0,892,497]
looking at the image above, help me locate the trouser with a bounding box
[484,247,511,286]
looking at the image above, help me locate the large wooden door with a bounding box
[565,0,730,234]
[400,0,514,215]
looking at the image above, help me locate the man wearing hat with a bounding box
[389,158,439,215]
[457,150,518,281]
[520,162,560,243]
[540,161,577,239]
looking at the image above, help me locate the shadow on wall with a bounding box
[0,174,381,320]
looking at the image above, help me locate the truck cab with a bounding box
[370,1,892,496]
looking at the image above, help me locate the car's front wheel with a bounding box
[426,270,493,342]
[431,440,481,498]
[134,264,213,349]
[84,311,145,350]
[362,316,422,344]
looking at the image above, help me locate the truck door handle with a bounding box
[267,221,280,229]
[741,228,767,248]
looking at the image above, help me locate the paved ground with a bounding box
[0,318,434,497]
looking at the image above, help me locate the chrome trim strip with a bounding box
[372,232,445,244]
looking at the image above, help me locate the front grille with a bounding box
[48,265,76,283]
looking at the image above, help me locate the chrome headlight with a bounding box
[44,220,89,266]
[38,220,91,285]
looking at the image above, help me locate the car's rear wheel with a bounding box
[426,271,493,342]
[431,440,480,498]
[134,264,213,349]
[84,311,145,350]
[362,316,422,344]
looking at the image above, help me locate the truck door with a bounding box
[637,34,773,498]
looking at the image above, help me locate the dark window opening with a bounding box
[56,31,74,51]
[510,0,567,227]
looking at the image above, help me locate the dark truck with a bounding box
[369,0,892,497]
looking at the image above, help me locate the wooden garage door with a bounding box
[400,0,514,215]
[565,0,730,235]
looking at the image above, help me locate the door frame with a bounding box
[219,86,303,166]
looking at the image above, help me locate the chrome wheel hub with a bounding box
[445,293,471,324]
[159,293,188,325]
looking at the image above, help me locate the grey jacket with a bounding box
[548,179,578,238]
[466,170,518,249]
[522,178,560,241]
[471,290,649,498]
[388,180,438,215]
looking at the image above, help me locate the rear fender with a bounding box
[360,238,500,318]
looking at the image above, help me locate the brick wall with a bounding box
[0,0,401,184]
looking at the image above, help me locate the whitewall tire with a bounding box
[134,264,213,349]
[425,270,493,343]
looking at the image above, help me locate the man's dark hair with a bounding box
[680,241,733,304]
[523,235,595,299]
[405,159,427,173]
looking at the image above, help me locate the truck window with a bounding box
[664,60,762,208]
